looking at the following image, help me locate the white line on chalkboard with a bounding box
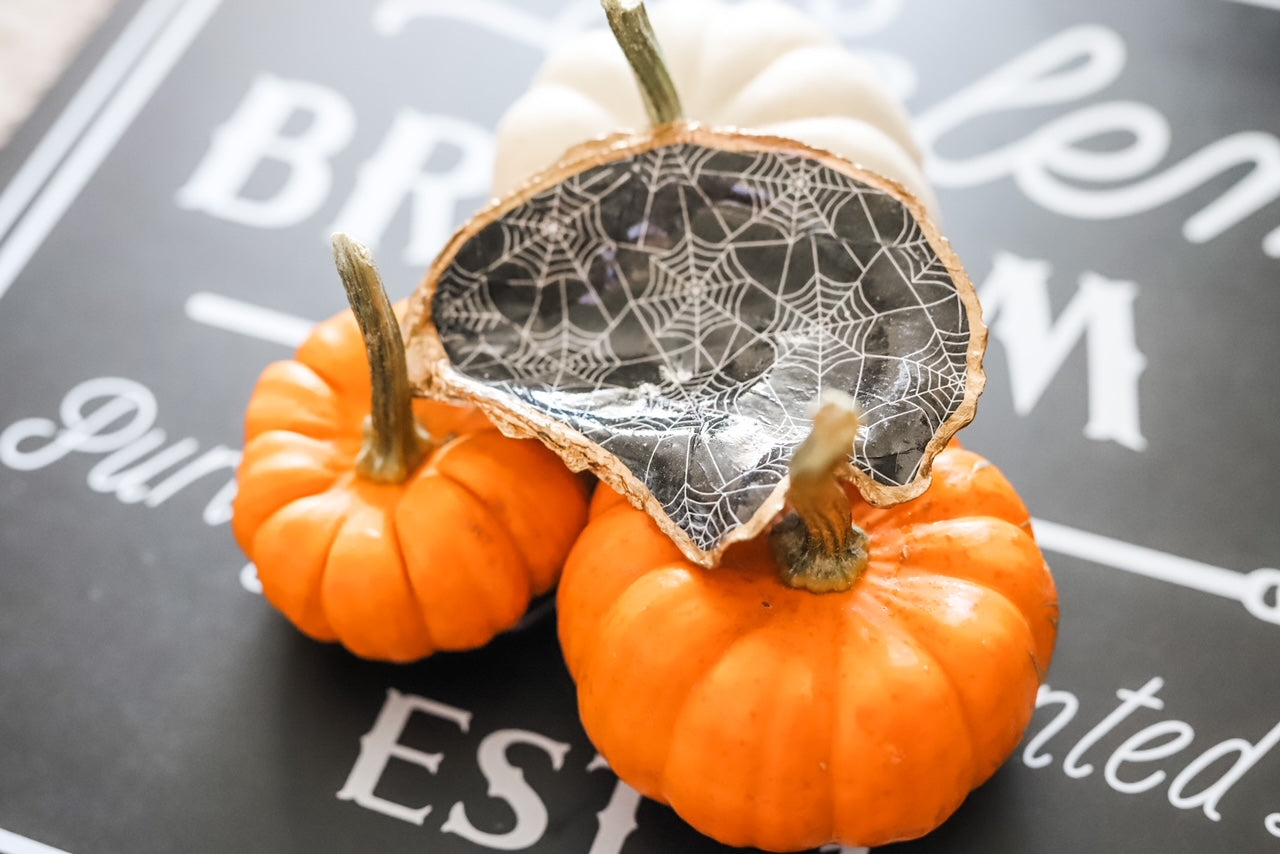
[0,0,222,304]
[187,294,1280,628]
[1224,0,1280,10]
[0,0,183,246]
[185,292,312,348]
[0,827,73,854]
[1034,519,1280,625]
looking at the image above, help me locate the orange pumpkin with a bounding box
[232,236,588,662]
[557,431,1057,850]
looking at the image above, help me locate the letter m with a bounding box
[978,252,1147,451]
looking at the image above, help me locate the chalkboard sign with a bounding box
[1,1,1278,852]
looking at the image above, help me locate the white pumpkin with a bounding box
[490,0,938,216]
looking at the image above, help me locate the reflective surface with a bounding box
[435,142,973,551]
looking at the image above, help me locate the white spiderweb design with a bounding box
[435,144,970,552]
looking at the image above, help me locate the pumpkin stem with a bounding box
[331,233,431,483]
[602,0,683,127]
[771,390,870,593]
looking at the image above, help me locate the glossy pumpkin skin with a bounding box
[232,307,589,662]
[557,444,1057,851]
[492,0,937,214]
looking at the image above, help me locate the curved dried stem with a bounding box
[602,0,683,127]
[331,233,431,483]
[772,390,869,593]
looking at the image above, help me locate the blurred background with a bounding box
[0,0,116,145]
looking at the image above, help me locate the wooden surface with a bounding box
[0,0,118,147]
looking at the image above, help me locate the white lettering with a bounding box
[1103,720,1195,794]
[1063,677,1165,779]
[336,688,472,825]
[1,378,242,526]
[1025,675,1280,838]
[979,253,1147,451]
[916,26,1127,187]
[441,729,571,850]
[239,563,262,594]
[145,445,241,508]
[917,26,1280,257]
[202,475,238,526]
[87,430,200,503]
[1167,721,1280,821]
[586,754,644,854]
[1019,127,1280,256]
[1023,685,1080,769]
[0,377,156,470]
[328,111,493,266]
[177,75,355,228]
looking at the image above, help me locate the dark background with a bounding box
[1,1,1278,852]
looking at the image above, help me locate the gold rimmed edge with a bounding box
[403,121,987,568]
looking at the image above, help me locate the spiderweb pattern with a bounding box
[434,144,970,552]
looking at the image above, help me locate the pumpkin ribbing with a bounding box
[557,443,1058,850]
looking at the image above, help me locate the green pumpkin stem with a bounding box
[331,233,431,483]
[602,0,683,127]
[771,390,870,593]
